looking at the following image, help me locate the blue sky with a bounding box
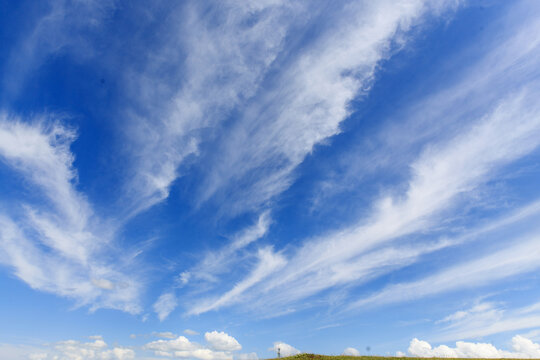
[1,0,540,359]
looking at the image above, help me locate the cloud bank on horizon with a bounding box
[1,0,540,358]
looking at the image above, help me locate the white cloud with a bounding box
[1,0,114,100]
[153,293,178,321]
[193,88,540,313]
[269,342,300,357]
[197,0,459,216]
[186,211,272,284]
[205,331,242,352]
[178,272,191,286]
[92,278,115,290]
[18,336,137,360]
[406,335,540,358]
[145,336,198,353]
[0,343,47,360]
[430,299,540,342]
[235,353,258,360]
[118,0,460,220]
[189,3,540,314]
[28,353,47,360]
[342,347,360,356]
[122,1,304,214]
[101,347,136,360]
[174,349,232,360]
[188,247,286,315]
[351,231,540,310]
[145,332,242,360]
[154,332,178,339]
[184,329,199,336]
[438,302,500,324]
[0,116,142,313]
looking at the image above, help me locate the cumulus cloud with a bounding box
[20,336,136,360]
[205,331,242,351]
[236,353,258,360]
[145,336,198,353]
[28,353,47,360]
[406,335,540,358]
[154,293,178,321]
[343,347,360,356]
[145,332,243,360]
[269,342,300,357]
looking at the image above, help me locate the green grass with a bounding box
[266,354,532,360]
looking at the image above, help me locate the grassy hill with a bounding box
[266,354,529,360]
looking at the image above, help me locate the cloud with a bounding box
[197,0,460,216]
[28,353,47,360]
[154,332,179,339]
[92,278,116,290]
[406,335,540,358]
[205,331,242,351]
[351,230,540,310]
[145,332,242,360]
[153,293,178,321]
[121,1,304,214]
[184,330,199,336]
[145,336,198,353]
[342,347,360,356]
[1,0,114,100]
[192,83,540,315]
[235,353,258,360]
[0,116,142,313]
[119,0,460,220]
[0,343,46,360]
[429,299,540,342]
[185,211,272,284]
[188,247,286,315]
[438,302,500,324]
[19,336,136,360]
[187,1,540,315]
[269,342,300,357]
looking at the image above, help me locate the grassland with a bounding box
[266,354,530,360]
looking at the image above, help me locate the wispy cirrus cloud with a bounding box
[153,292,178,321]
[188,87,540,316]
[185,2,540,315]
[429,300,540,342]
[185,211,272,285]
[188,246,286,315]
[1,0,115,101]
[119,0,460,219]
[121,0,306,215]
[196,0,459,216]
[351,229,540,311]
[0,115,142,313]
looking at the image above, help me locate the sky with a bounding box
[1,0,540,359]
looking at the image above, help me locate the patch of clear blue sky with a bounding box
[1,0,539,358]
